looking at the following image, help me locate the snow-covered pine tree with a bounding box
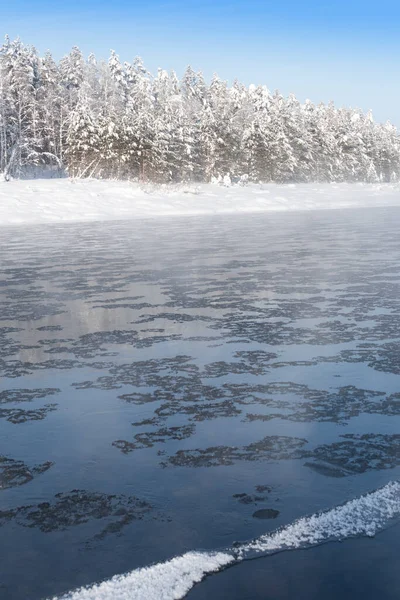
[180,66,209,181]
[1,36,400,183]
[0,37,52,178]
[207,74,244,179]
[152,68,192,182]
[37,51,63,172]
[123,56,154,180]
[243,85,271,181]
[66,85,100,177]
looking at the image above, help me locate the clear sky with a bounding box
[2,0,400,126]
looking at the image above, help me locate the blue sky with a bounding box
[2,0,400,126]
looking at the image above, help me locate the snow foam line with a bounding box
[235,480,400,559]
[49,482,400,600]
[50,551,236,600]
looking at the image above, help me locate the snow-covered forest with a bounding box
[1,36,399,183]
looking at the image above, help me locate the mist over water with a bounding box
[1,207,400,599]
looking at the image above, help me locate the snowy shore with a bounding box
[0,179,400,227]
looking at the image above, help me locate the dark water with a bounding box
[1,207,400,600]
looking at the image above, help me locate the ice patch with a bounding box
[50,481,400,600]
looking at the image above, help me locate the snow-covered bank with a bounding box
[1,179,400,227]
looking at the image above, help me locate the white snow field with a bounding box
[1,179,400,227]
[52,481,400,600]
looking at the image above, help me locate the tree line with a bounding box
[1,36,399,183]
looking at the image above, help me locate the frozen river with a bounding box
[1,207,400,599]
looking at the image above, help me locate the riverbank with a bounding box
[1,179,400,227]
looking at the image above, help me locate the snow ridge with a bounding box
[51,481,400,600]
